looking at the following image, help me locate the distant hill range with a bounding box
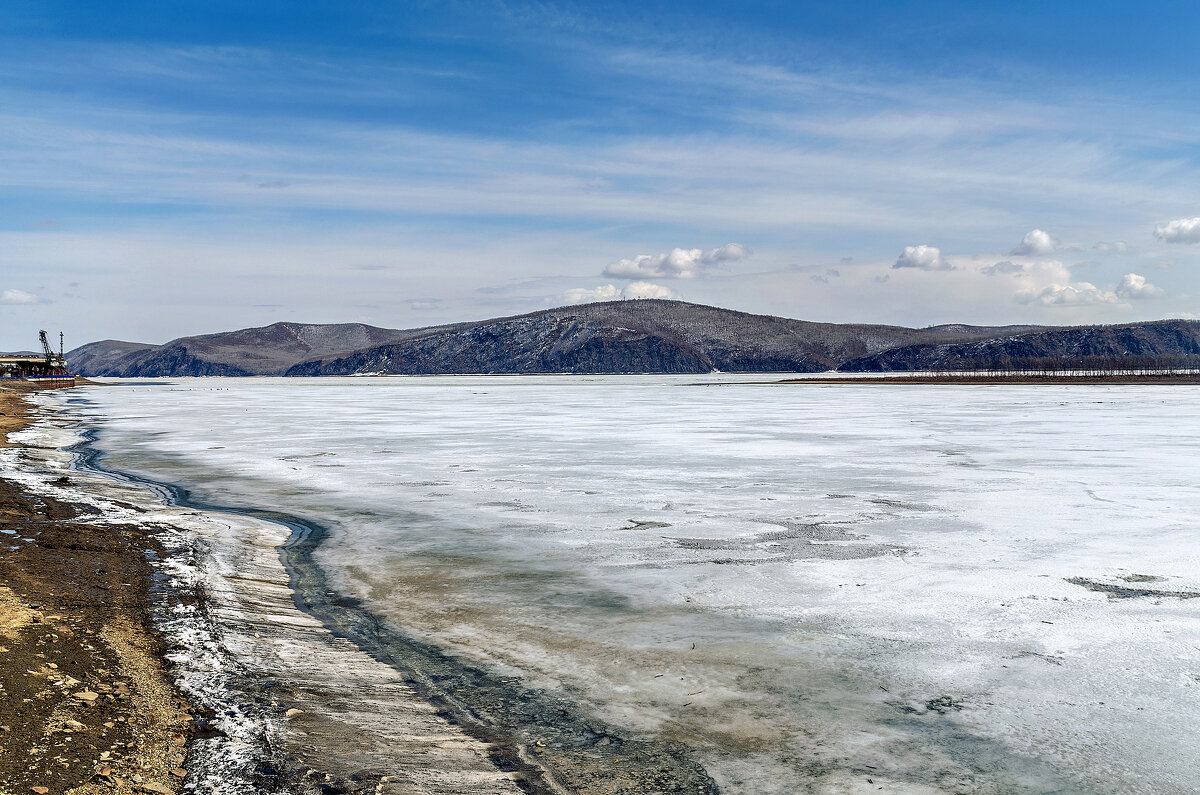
[66,300,1200,377]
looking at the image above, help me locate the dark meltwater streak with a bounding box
[69,425,718,793]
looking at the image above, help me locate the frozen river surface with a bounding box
[62,376,1200,793]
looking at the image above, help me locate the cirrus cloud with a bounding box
[892,244,952,271]
[1,288,39,305]
[1093,240,1129,255]
[603,243,749,279]
[1153,217,1200,244]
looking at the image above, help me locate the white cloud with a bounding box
[1010,228,1056,256]
[1021,258,1074,285]
[561,281,678,304]
[1153,217,1200,244]
[708,243,750,263]
[563,284,621,304]
[1015,282,1118,306]
[981,260,1024,276]
[1006,261,1162,307]
[892,245,952,271]
[1114,272,1163,300]
[623,281,678,299]
[603,243,749,279]
[1094,240,1129,255]
[1,288,38,304]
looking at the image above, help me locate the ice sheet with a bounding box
[56,376,1200,793]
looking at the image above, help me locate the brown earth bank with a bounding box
[0,382,192,795]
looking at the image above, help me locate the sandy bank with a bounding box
[0,383,191,795]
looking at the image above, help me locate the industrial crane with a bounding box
[0,331,70,381]
[39,330,64,366]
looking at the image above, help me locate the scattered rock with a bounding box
[925,695,963,714]
[285,708,304,717]
[63,719,87,731]
[73,689,100,702]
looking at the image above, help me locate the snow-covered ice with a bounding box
[52,376,1200,793]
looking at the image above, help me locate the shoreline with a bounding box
[67,395,722,794]
[4,382,723,794]
[5,384,532,794]
[0,382,192,794]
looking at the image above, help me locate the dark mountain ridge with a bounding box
[68,321,467,377]
[65,300,1200,377]
[282,301,1040,376]
[840,319,1200,372]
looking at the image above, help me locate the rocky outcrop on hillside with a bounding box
[286,315,713,375]
[62,340,158,376]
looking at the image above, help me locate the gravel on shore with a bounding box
[0,382,193,795]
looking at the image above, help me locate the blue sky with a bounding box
[4,1,1200,348]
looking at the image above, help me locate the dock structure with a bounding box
[0,330,74,383]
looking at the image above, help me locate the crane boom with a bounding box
[39,329,53,361]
